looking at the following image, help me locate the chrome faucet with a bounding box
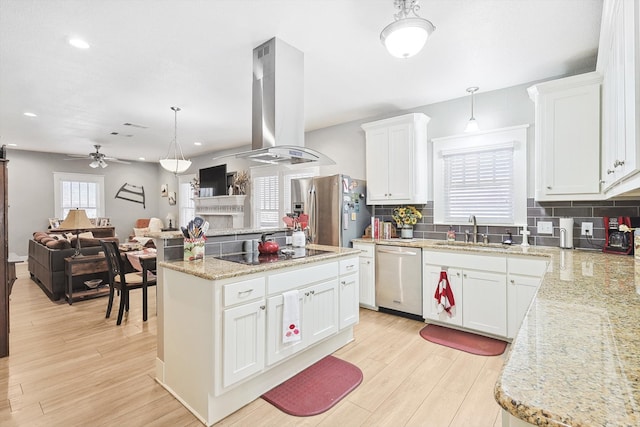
[469,215,478,244]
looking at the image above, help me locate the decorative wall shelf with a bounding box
[194,195,247,229]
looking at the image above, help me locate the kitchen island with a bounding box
[156,244,360,426]
[354,238,640,426]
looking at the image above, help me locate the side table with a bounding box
[64,254,110,304]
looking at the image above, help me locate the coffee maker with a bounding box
[603,216,639,255]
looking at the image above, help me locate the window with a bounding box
[433,125,528,226]
[178,174,196,227]
[53,172,105,220]
[252,166,318,228]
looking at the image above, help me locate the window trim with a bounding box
[53,172,105,220]
[432,125,529,226]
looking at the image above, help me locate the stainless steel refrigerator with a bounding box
[290,174,369,247]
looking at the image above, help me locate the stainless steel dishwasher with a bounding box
[375,245,423,317]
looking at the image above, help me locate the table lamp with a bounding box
[166,213,175,230]
[59,209,94,257]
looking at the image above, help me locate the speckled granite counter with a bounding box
[159,244,360,281]
[354,238,640,426]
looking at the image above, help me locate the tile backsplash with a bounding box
[372,199,640,250]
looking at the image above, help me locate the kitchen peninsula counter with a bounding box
[354,238,640,426]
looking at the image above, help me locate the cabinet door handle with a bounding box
[366,260,371,264]
[546,186,552,190]
[341,280,356,286]
[310,290,315,295]
[510,279,515,284]
[456,272,461,277]
[305,292,310,296]
[614,159,625,167]
[463,273,467,278]
[260,305,266,310]
[607,169,615,175]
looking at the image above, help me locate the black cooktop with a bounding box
[215,248,331,265]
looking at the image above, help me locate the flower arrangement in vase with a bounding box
[392,205,422,238]
[232,170,249,195]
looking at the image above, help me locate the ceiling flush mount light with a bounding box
[380,0,435,58]
[23,112,37,117]
[68,38,90,49]
[465,87,479,132]
[159,106,192,174]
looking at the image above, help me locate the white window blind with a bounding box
[442,143,515,224]
[254,175,280,228]
[53,172,104,220]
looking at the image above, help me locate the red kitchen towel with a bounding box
[434,270,455,315]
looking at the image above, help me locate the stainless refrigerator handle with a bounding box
[377,248,419,256]
[309,186,317,244]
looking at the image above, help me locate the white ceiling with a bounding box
[0,0,603,163]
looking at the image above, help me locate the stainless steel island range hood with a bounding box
[231,37,334,165]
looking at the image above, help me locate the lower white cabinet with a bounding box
[461,269,507,337]
[423,250,509,338]
[339,258,359,329]
[423,264,463,327]
[223,300,266,387]
[506,256,549,339]
[353,242,376,309]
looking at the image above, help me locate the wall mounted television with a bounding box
[199,164,227,197]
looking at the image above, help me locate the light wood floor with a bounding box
[0,264,505,426]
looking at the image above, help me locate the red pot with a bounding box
[258,240,279,254]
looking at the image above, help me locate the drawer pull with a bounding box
[346,264,355,269]
[238,289,254,296]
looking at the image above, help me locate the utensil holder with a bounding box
[184,238,206,261]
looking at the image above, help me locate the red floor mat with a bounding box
[420,324,507,356]
[261,355,363,417]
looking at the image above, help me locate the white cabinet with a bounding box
[423,264,463,327]
[528,72,603,201]
[598,0,640,196]
[423,251,507,337]
[222,299,266,387]
[222,277,267,387]
[461,269,507,337]
[361,113,430,205]
[506,256,549,339]
[353,242,376,309]
[338,258,359,329]
[304,279,339,344]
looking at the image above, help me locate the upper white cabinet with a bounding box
[361,113,430,205]
[528,72,604,201]
[598,0,640,196]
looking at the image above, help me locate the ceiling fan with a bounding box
[65,144,130,168]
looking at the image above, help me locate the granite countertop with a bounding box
[353,237,551,258]
[159,244,360,281]
[354,237,640,426]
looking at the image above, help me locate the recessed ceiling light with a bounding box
[7,143,17,147]
[23,112,37,117]
[69,38,90,49]
[138,157,146,161]
[194,141,202,146]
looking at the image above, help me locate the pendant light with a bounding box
[159,106,192,174]
[380,0,435,59]
[465,87,479,132]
